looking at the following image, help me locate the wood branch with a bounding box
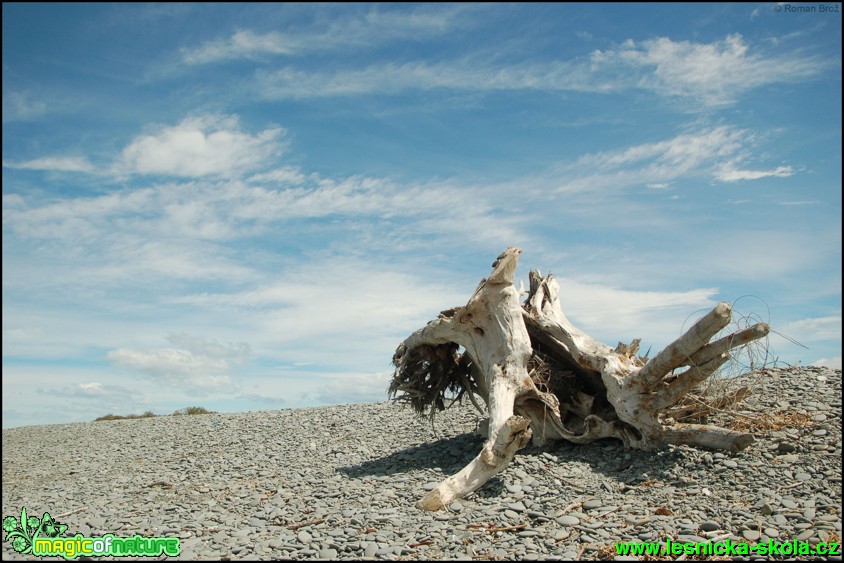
[416,415,532,511]
[661,424,755,452]
[689,323,771,366]
[390,247,771,510]
[654,354,732,410]
[638,303,733,385]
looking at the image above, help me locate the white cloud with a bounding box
[166,333,251,360]
[2,194,26,208]
[553,277,719,347]
[3,156,95,173]
[714,165,795,182]
[107,334,250,395]
[813,356,842,370]
[307,371,393,405]
[172,255,468,365]
[117,115,284,178]
[591,34,824,106]
[782,316,842,341]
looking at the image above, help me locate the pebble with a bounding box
[742,529,760,541]
[297,530,312,544]
[556,515,580,526]
[1,366,839,561]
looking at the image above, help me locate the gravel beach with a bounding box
[2,366,841,560]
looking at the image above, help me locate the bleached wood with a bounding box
[390,247,770,510]
[408,247,538,510]
[637,303,733,385]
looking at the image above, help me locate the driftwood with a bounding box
[389,247,769,511]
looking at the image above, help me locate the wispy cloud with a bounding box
[554,126,755,192]
[115,115,284,178]
[3,156,95,173]
[252,33,825,106]
[778,200,819,206]
[247,166,308,185]
[181,5,467,64]
[2,90,47,122]
[255,60,595,99]
[714,164,795,182]
[182,30,299,63]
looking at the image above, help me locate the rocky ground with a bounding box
[2,365,841,560]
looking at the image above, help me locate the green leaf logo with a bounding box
[3,507,69,555]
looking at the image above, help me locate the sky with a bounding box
[2,3,841,429]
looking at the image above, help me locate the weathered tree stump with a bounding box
[389,247,769,511]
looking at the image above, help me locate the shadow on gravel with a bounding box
[541,438,709,486]
[340,430,700,500]
[338,431,484,478]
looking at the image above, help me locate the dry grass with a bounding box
[94,406,215,421]
[94,411,157,421]
[728,408,816,432]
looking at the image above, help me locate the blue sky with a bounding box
[2,3,841,429]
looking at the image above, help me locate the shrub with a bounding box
[96,407,213,421]
[172,406,215,416]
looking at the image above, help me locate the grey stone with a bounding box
[582,499,602,510]
[742,529,760,541]
[556,515,580,526]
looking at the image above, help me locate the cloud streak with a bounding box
[551,125,796,193]
[714,165,795,182]
[181,5,468,64]
[3,156,95,173]
[251,34,826,107]
[2,90,47,122]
